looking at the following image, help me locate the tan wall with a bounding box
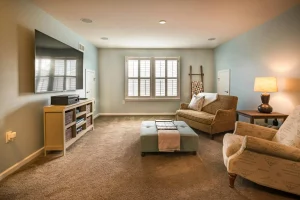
[0,0,99,173]
[98,48,214,114]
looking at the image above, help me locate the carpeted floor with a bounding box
[0,116,298,200]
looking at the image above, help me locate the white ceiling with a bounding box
[32,0,300,49]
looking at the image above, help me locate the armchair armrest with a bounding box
[213,109,236,123]
[234,121,277,140]
[243,136,300,161]
[180,103,189,110]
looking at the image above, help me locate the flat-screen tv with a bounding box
[34,30,83,93]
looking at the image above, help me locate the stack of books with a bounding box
[155,120,177,130]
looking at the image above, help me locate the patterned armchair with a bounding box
[223,106,300,195]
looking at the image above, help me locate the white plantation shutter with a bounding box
[167,60,177,77]
[155,79,165,96]
[128,60,138,77]
[155,60,165,77]
[155,60,166,97]
[167,60,178,96]
[128,79,138,96]
[140,79,150,96]
[140,60,150,96]
[140,60,150,77]
[167,79,177,96]
[128,60,139,97]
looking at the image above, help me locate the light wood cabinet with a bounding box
[44,99,94,156]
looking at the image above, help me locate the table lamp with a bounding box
[254,77,278,113]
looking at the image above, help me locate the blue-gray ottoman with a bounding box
[140,121,199,156]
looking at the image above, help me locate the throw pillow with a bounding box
[272,105,300,148]
[196,93,218,107]
[188,95,205,111]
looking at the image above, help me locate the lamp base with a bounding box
[258,104,273,113]
[257,93,273,113]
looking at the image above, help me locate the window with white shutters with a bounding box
[125,57,180,101]
[154,59,179,97]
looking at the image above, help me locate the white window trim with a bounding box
[125,56,180,101]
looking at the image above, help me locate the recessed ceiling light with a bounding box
[159,20,166,24]
[101,37,108,40]
[80,18,93,23]
[208,38,216,41]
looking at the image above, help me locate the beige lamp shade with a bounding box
[254,77,278,92]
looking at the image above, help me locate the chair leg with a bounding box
[228,173,237,188]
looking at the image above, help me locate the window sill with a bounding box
[125,98,180,102]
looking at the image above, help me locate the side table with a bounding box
[236,110,288,124]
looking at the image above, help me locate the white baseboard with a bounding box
[98,113,176,116]
[93,113,100,119]
[0,147,44,181]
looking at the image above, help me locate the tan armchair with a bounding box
[176,95,238,139]
[223,106,300,195]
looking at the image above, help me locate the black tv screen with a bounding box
[34,30,83,93]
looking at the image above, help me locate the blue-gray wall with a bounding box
[98,48,214,114]
[0,0,99,174]
[214,5,300,115]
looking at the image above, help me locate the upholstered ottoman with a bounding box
[140,121,199,156]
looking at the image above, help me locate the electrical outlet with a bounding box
[6,131,16,143]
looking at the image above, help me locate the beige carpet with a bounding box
[0,116,298,200]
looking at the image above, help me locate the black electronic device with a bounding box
[34,30,84,93]
[51,95,80,105]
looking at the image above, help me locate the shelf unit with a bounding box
[44,99,94,156]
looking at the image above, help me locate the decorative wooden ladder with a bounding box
[189,65,204,99]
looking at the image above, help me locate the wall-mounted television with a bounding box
[34,30,83,93]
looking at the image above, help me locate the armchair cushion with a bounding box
[243,136,300,162]
[234,121,277,140]
[175,110,214,125]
